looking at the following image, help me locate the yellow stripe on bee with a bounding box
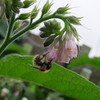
[33,55,39,66]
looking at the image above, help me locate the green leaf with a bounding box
[23,85,36,100]
[0,54,100,100]
[0,20,8,37]
[49,92,61,100]
[35,86,45,100]
[68,53,100,69]
[13,21,22,31]
[6,43,32,55]
[0,40,3,45]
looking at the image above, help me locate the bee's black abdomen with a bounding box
[33,55,52,73]
[46,62,51,70]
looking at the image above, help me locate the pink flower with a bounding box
[57,44,70,63]
[44,35,78,63]
[45,45,58,61]
[65,35,78,58]
[57,35,78,63]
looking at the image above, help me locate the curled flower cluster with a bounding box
[45,34,78,63]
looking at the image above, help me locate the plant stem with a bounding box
[6,13,15,40]
[0,14,67,56]
[0,13,15,55]
[11,14,67,41]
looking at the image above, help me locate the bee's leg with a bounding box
[29,64,40,69]
[42,52,49,58]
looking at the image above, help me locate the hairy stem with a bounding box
[0,14,67,56]
[6,13,15,39]
[0,13,15,55]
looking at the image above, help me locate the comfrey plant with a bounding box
[1,1,100,100]
[0,0,81,61]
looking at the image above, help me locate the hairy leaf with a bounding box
[0,54,100,100]
[6,43,32,55]
[0,20,8,37]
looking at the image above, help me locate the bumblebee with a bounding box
[30,55,52,73]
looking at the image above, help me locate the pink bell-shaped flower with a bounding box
[45,45,58,62]
[57,35,78,63]
[57,44,70,63]
[44,34,78,63]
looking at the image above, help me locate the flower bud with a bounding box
[42,0,53,16]
[67,16,81,25]
[56,4,70,14]
[16,13,30,20]
[0,0,5,19]
[11,6,19,13]
[23,0,36,8]
[13,21,22,30]
[31,5,39,20]
[44,35,56,47]
[5,1,12,19]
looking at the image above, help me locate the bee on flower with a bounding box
[30,4,81,72]
[39,18,80,64]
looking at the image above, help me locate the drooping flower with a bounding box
[57,35,78,63]
[65,35,78,58]
[45,45,58,62]
[57,44,70,63]
[44,34,78,63]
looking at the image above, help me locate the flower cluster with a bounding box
[45,34,78,63]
